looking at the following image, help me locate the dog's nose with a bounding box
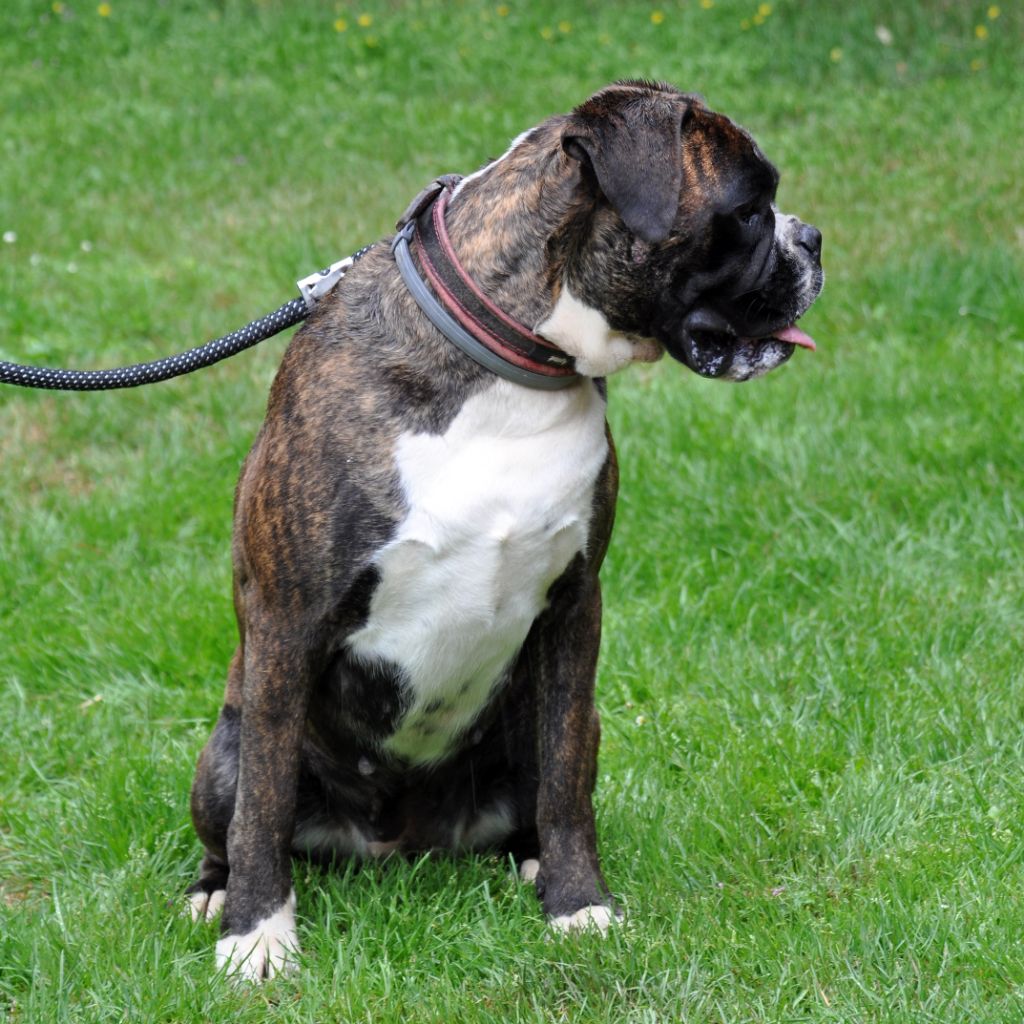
[796,224,822,259]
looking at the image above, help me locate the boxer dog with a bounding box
[186,79,823,979]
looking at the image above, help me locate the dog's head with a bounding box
[558,81,823,381]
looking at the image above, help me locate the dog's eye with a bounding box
[734,203,761,226]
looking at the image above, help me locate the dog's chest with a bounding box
[346,379,608,764]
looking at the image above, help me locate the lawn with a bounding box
[1,1,1022,1021]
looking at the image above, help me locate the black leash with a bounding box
[0,245,372,392]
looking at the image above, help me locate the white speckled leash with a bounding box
[0,245,372,391]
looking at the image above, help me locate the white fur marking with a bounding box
[206,889,226,918]
[215,889,298,981]
[293,820,372,858]
[186,888,225,923]
[519,858,540,884]
[550,904,617,935]
[536,285,662,377]
[774,206,821,303]
[459,799,515,851]
[722,341,792,382]
[451,128,536,198]
[293,820,411,859]
[347,379,608,764]
[187,890,207,923]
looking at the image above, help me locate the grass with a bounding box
[1,0,1022,1020]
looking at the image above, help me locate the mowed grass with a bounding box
[1,1,1022,1021]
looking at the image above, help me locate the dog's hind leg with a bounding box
[185,852,229,923]
[492,662,543,882]
[188,654,244,922]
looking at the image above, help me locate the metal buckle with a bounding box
[297,256,355,309]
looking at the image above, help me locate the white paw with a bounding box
[215,890,299,981]
[186,888,225,923]
[549,904,618,936]
[518,859,540,884]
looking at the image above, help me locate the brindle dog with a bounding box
[186,80,823,979]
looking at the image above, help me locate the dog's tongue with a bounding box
[771,324,816,351]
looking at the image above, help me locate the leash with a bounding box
[0,246,372,391]
[1,176,581,394]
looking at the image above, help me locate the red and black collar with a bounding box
[391,176,579,390]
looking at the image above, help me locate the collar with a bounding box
[391,176,580,390]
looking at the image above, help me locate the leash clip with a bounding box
[297,256,355,309]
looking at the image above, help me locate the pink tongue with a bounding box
[771,324,816,351]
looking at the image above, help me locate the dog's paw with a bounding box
[549,904,620,936]
[518,858,540,884]
[186,888,225,923]
[215,890,299,981]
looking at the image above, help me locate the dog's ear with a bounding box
[563,95,690,244]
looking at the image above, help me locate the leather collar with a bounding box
[391,177,579,390]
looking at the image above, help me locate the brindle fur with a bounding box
[188,79,822,962]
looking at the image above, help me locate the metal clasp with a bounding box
[297,256,355,309]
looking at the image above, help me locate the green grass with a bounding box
[1,0,1022,1020]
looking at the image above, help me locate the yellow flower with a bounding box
[558,19,571,33]
[357,12,372,27]
[700,0,714,8]
[97,2,112,15]
[757,2,772,16]
[752,12,765,25]
[334,17,348,31]
[974,23,988,39]
[496,4,510,15]
[651,9,665,23]
[829,46,843,62]
[740,17,751,29]
[987,4,1000,18]
[540,25,554,39]
[52,2,64,12]
[970,58,984,71]
[364,34,379,47]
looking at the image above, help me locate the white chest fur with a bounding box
[346,379,609,764]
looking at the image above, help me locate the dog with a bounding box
[185,79,823,980]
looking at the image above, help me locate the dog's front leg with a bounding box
[215,626,313,980]
[532,568,619,935]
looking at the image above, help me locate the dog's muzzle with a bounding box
[669,307,817,379]
[662,217,823,381]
